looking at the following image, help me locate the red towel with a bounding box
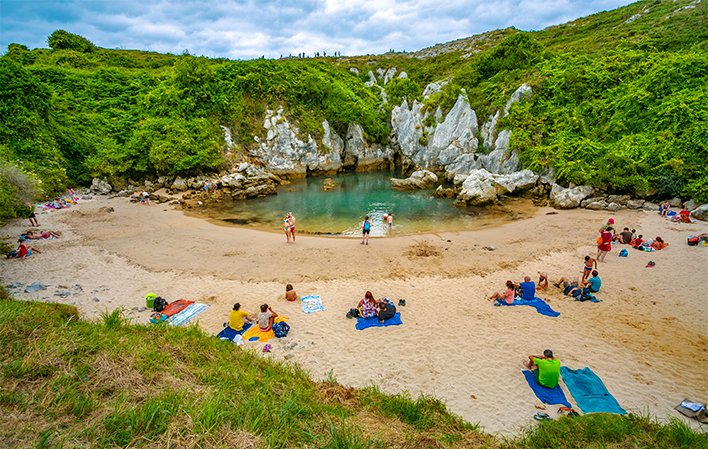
[161,299,194,317]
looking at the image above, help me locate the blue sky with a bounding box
[0,0,635,58]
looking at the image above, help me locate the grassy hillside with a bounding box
[1,295,705,448]
[1,0,706,220]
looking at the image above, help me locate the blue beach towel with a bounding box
[499,297,560,317]
[356,312,402,330]
[522,370,572,408]
[560,367,626,414]
[301,295,325,314]
[217,322,252,341]
[168,303,208,327]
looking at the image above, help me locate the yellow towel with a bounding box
[243,316,288,342]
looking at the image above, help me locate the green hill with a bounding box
[1,0,707,220]
[1,295,705,448]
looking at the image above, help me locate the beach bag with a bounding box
[687,236,699,246]
[596,236,603,245]
[153,296,168,312]
[145,293,157,309]
[346,308,360,319]
[272,321,290,338]
[619,249,628,257]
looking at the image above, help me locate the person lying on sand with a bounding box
[377,299,397,322]
[285,284,298,302]
[553,277,583,299]
[257,304,278,331]
[228,303,254,333]
[6,239,42,259]
[526,349,561,388]
[357,291,378,318]
[489,280,516,305]
[24,230,61,239]
[651,236,669,250]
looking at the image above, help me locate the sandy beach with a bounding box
[1,196,707,436]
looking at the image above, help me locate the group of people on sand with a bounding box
[347,291,397,322]
[488,274,544,305]
[7,209,63,259]
[283,212,296,243]
[659,202,695,223]
[227,303,279,333]
[42,189,79,210]
[597,217,668,255]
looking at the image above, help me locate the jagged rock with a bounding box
[171,177,188,191]
[156,176,170,189]
[607,195,630,205]
[349,67,359,74]
[606,202,622,211]
[684,199,696,211]
[642,201,659,211]
[669,197,683,207]
[220,125,234,151]
[91,178,112,195]
[110,189,133,198]
[478,130,518,174]
[627,199,645,209]
[585,200,608,210]
[503,84,532,116]
[144,180,154,190]
[398,72,408,79]
[691,204,708,221]
[343,124,392,171]
[322,178,335,191]
[232,184,277,199]
[382,68,397,85]
[457,169,537,205]
[581,197,605,208]
[434,185,458,198]
[220,173,247,188]
[422,80,448,98]
[391,170,439,190]
[364,71,377,87]
[550,184,594,209]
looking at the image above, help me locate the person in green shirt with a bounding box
[526,349,561,388]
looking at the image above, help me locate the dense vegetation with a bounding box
[1,296,705,448]
[1,0,707,220]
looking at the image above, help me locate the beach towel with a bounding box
[168,303,208,326]
[217,322,253,341]
[499,297,560,317]
[355,312,403,330]
[242,316,288,342]
[560,367,626,414]
[161,299,194,317]
[301,295,325,314]
[522,370,572,408]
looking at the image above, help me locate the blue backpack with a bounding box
[363,220,371,231]
[272,321,290,338]
[619,248,628,257]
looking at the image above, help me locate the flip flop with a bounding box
[646,261,656,268]
[533,412,552,421]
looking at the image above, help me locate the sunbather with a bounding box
[651,236,668,250]
[228,303,254,333]
[489,280,516,305]
[357,291,379,318]
[25,230,61,239]
[553,276,582,298]
[285,284,298,301]
[526,349,561,388]
[257,304,278,331]
[377,299,397,322]
[671,207,692,223]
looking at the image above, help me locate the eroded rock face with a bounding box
[91,178,112,194]
[390,170,439,191]
[691,204,708,221]
[457,169,538,205]
[171,177,188,192]
[550,184,594,209]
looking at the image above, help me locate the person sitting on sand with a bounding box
[285,284,298,302]
[357,291,378,318]
[617,227,633,244]
[526,349,561,388]
[583,270,602,294]
[553,277,583,299]
[489,280,516,305]
[582,256,597,282]
[228,303,253,333]
[377,299,397,322]
[257,304,278,331]
[651,236,669,250]
[537,272,549,290]
[518,276,536,301]
[659,201,670,217]
[672,207,692,223]
[7,239,41,259]
[631,234,645,248]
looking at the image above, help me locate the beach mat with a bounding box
[500,297,560,317]
[217,322,253,341]
[168,303,208,326]
[355,313,402,330]
[161,299,194,317]
[242,316,288,342]
[560,367,626,414]
[522,370,572,408]
[301,295,325,314]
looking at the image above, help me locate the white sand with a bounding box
[1,196,707,435]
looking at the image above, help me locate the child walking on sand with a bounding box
[582,256,597,281]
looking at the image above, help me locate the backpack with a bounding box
[687,236,699,246]
[363,220,371,231]
[272,321,290,338]
[619,249,628,257]
[153,296,168,312]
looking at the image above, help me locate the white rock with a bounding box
[171,177,188,191]
[550,184,594,209]
[691,203,708,221]
[90,178,112,195]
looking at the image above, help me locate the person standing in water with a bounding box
[361,215,371,245]
[386,212,393,230]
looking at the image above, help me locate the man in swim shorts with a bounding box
[287,212,296,242]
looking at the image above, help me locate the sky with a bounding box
[0,0,635,59]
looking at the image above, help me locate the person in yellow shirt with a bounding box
[228,303,253,333]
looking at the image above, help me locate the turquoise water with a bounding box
[197,171,533,236]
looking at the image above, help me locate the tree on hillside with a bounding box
[48,30,97,52]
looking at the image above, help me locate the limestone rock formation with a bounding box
[390,170,439,191]
[550,184,594,209]
[90,178,112,194]
[691,204,708,221]
[457,169,538,205]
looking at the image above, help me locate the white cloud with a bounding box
[0,0,637,58]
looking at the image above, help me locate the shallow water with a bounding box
[193,171,536,236]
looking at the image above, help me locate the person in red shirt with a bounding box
[596,227,613,262]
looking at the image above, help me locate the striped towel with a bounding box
[168,303,208,327]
